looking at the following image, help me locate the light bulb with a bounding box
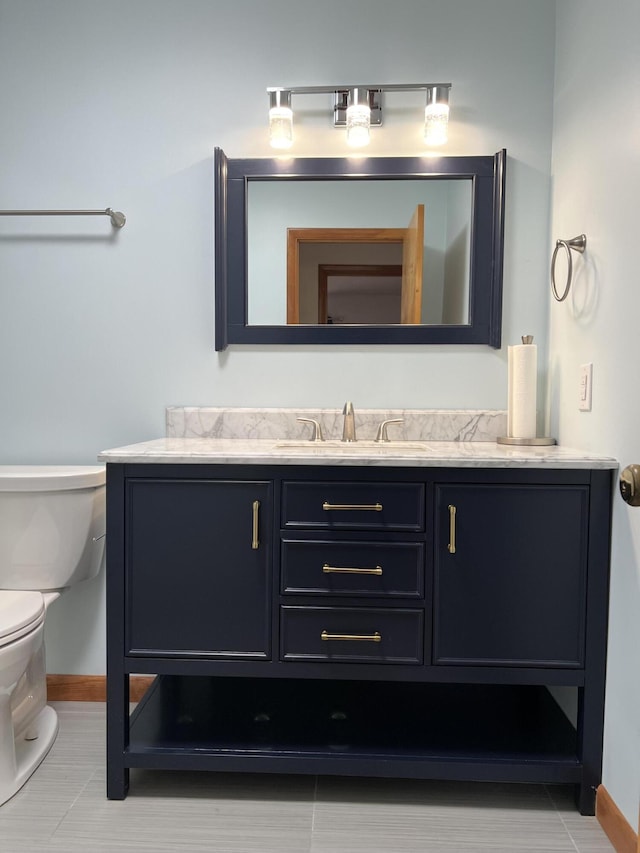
[424,85,450,146]
[269,107,293,149]
[346,88,371,148]
[346,105,371,147]
[424,103,449,146]
[268,90,293,149]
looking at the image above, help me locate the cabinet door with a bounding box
[126,479,271,658]
[433,484,588,667]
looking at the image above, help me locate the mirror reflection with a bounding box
[247,179,472,326]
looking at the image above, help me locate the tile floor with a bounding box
[0,702,616,852]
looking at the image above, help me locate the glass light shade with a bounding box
[269,106,293,149]
[346,103,371,147]
[424,102,449,146]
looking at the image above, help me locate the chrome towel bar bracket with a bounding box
[0,207,126,228]
[551,233,586,302]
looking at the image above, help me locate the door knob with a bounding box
[619,464,640,506]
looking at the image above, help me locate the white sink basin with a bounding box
[273,439,432,453]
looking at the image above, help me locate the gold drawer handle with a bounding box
[252,500,260,550]
[321,631,382,643]
[448,504,456,554]
[323,564,383,576]
[322,501,383,512]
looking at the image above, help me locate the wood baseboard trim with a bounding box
[47,674,155,703]
[596,785,638,853]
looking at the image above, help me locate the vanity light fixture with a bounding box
[266,83,451,149]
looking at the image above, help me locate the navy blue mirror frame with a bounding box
[214,148,506,351]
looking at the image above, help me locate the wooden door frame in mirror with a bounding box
[214,148,506,350]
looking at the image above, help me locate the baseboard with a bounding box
[46,674,155,703]
[596,785,638,853]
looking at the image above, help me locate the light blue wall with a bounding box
[0,2,556,668]
[550,0,640,828]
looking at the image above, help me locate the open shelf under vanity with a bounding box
[126,675,581,784]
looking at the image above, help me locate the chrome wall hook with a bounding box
[551,233,587,302]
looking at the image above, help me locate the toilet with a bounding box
[0,465,106,805]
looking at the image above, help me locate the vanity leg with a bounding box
[575,679,605,816]
[106,671,130,800]
[107,767,130,801]
[106,463,130,799]
[574,781,596,816]
[574,470,611,816]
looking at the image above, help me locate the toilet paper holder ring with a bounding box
[551,234,587,302]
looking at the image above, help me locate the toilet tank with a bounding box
[0,466,106,591]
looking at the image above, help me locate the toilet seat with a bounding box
[0,591,45,649]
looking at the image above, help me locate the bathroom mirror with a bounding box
[214,147,505,350]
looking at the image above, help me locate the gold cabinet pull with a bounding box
[321,631,382,643]
[448,504,456,553]
[322,501,383,512]
[251,500,260,550]
[322,563,383,576]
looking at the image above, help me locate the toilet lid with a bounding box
[0,590,45,645]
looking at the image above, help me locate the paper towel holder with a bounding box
[497,334,557,447]
[551,234,587,302]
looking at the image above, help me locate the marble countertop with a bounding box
[98,437,618,469]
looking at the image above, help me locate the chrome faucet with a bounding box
[341,401,357,442]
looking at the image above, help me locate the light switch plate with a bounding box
[579,363,593,411]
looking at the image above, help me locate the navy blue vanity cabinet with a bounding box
[106,463,612,816]
[124,477,272,658]
[433,483,588,668]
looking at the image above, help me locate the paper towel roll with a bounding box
[507,343,537,439]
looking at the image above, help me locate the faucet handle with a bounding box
[296,417,324,442]
[343,401,354,415]
[375,418,404,443]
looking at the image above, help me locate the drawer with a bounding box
[282,481,424,531]
[280,606,423,664]
[281,540,424,597]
